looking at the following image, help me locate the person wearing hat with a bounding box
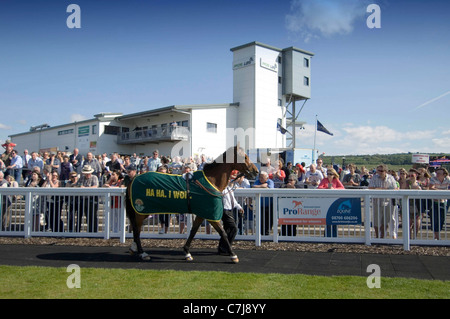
[1,140,16,169]
[122,163,137,188]
[78,165,99,232]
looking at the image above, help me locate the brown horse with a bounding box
[126,144,259,263]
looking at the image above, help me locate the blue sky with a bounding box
[1,0,449,155]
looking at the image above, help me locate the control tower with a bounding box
[230,42,314,150]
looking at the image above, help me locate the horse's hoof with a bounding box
[140,252,151,261]
[129,242,138,255]
[231,255,239,263]
[185,253,193,262]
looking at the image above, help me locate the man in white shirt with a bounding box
[6,150,23,184]
[369,164,398,238]
[148,150,161,172]
[218,177,244,255]
[21,149,31,182]
[305,164,324,188]
[28,152,44,178]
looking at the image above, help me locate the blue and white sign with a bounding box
[278,197,361,225]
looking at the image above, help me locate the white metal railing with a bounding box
[1,187,449,250]
[0,188,127,242]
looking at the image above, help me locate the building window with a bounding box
[304,76,310,86]
[161,123,168,135]
[58,129,74,136]
[304,58,310,68]
[104,125,121,135]
[278,76,282,84]
[278,56,282,64]
[92,124,97,135]
[206,122,217,133]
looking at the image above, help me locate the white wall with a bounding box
[191,108,227,160]
[232,43,286,150]
[233,46,256,138]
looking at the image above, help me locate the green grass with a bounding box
[0,265,448,299]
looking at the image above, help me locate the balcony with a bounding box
[117,126,189,145]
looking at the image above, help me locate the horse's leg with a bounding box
[183,216,204,261]
[130,215,150,260]
[126,193,150,260]
[210,221,239,263]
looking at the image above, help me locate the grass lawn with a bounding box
[0,265,448,299]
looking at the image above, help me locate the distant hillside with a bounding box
[320,153,449,170]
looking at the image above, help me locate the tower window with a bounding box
[304,76,310,86]
[304,58,310,68]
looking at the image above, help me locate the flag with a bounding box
[317,120,333,136]
[277,123,287,134]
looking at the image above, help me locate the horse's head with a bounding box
[204,144,259,191]
[230,144,259,180]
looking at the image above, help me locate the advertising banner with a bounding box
[278,197,361,225]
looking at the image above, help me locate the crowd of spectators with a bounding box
[0,144,202,188]
[243,156,449,239]
[1,140,449,239]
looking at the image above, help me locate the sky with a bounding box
[0,0,449,156]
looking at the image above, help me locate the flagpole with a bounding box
[313,114,317,162]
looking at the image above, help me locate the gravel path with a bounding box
[1,237,448,256]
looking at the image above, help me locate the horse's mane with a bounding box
[202,161,221,171]
[202,146,244,172]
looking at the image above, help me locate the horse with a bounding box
[125,144,259,263]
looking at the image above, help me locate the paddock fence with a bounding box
[1,187,449,250]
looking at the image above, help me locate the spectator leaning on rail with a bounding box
[318,168,345,237]
[252,171,274,236]
[429,167,450,240]
[368,164,398,239]
[342,164,361,188]
[318,168,345,190]
[77,165,99,232]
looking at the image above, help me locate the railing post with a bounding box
[104,194,111,240]
[24,190,32,238]
[273,194,278,243]
[402,195,411,251]
[255,193,261,247]
[120,194,126,243]
[364,194,371,246]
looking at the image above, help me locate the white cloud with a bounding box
[342,126,435,143]
[0,123,12,130]
[286,0,369,42]
[431,137,450,150]
[301,124,439,155]
[70,114,88,122]
[293,121,445,155]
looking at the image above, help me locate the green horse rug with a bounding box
[129,171,223,221]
